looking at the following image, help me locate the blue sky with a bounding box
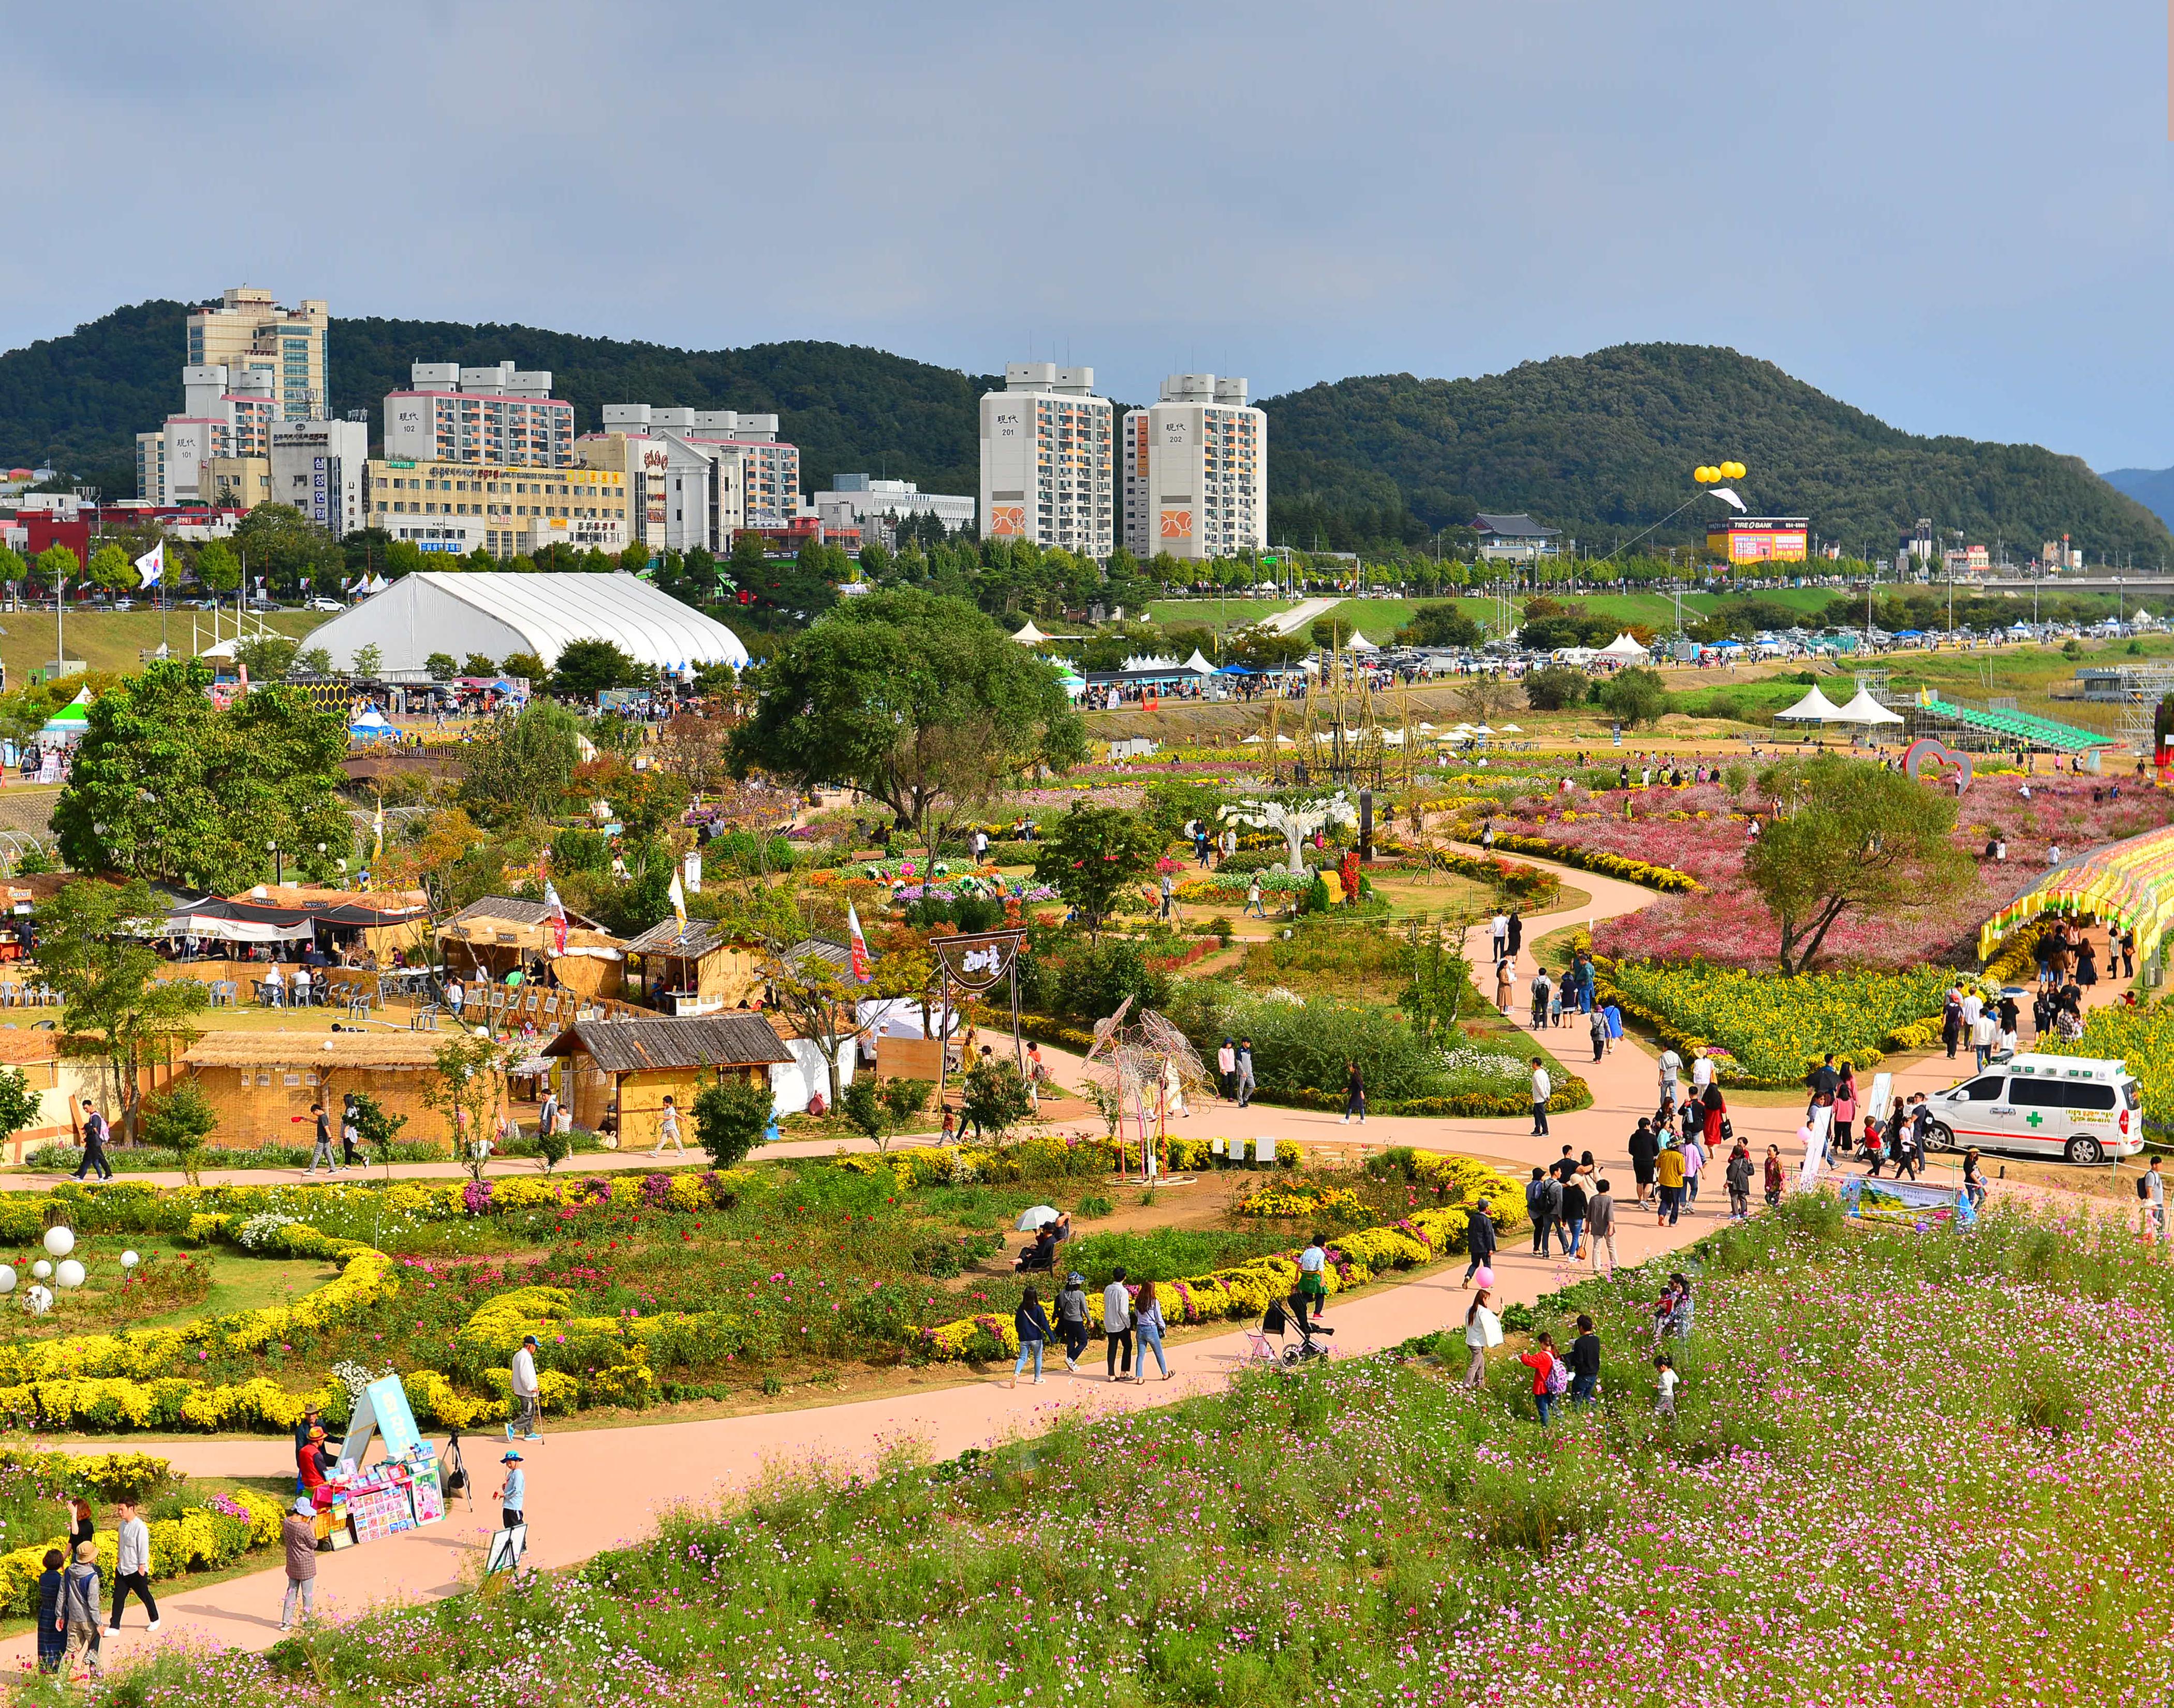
[6,0,2171,468]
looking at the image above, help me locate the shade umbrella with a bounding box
[1016,1205,1061,1231]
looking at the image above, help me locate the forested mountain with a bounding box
[1261,344,2172,561]
[2097,464,2174,532]
[0,300,1003,502]
[5,305,2163,566]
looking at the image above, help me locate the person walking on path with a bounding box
[303,1101,339,1175]
[1506,909,1523,959]
[1529,968,1551,1030]
[1586,1179,1619,1276]
[1690,1047,1714,1100]
[1054,1272,1091,1372]
[1530,1060,1552,1137]
[1462,1289,1501,1388]
[1103,1270,1135,1380]
[496,1451,526,1534]
[1244,875,1266,918]
[1627,1117,1660,1205]
[107,1500,159,1635]
[1526,1167,1560,1257]
[1560,1170,1590,1259]
[1132,1279,1171,1381]
[1567,1314,1601,1406]
[1658,1047,1682,1108]
[340,1095,365,1167]
[73,1100,114,1183]
[1216,1039,1237,1102]
[507,1334,544,1441]
[1519,1333,1561,1425]
[1461,1200,1498,1287]
[1762,1144,1785,1208]
[1831,1066,1857,1153]
[650,1095,686,1158]
[1587,1006,1607,1063]
[35,1549,65,1674]
[1235,1039,1255,1109]
[1490,910,1508,963]
[1009,1285,1051,1387]
[1655,1140,1686,1226]
[60,1540,102,1674]
[1681,1130,1708,1212]
[2138,1153,2165,1241]
[1700,1083,1726,1151]
[1725,1142,1754,1220]
[1494,956,1515,1016]
[1341,1060,1367,1125]
[1296,1233,1330,1322]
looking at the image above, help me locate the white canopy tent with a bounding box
[1773,684,1845,723]
[1830,689,1905,726]
[1597,632,1650,661]
[300,571,751,676]
[1181,649,1218,675]
[1346,632,1379,652]
[1011,620,1050,645]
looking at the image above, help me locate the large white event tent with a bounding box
[1597,632,1650,661]
[1772,684,1845,723]
[301,572,750,675]
[1011,620,1050,645]
[1830,689,1904,726]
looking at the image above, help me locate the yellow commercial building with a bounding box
[200,456,272,509]
[366,459,631,558]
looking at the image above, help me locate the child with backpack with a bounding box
[1519,1331,1566,1424]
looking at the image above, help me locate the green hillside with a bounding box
[1261,343,2172,561]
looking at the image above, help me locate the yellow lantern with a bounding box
[1722,460,1746,479]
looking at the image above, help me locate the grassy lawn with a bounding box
[0,608,324,686]
[0,1232,339,1342]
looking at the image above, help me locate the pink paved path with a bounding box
[0,847,2060,1665]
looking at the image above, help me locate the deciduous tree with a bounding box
[1033,803,1162,940]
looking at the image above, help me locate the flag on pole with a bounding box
[134,541,163,587]
[544,880,568,955]
[846,902,871,983]
[668,869,687,937]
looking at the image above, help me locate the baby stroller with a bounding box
[1258,1294,1334,1366]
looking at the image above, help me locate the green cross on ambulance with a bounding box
[1923,1054,2144,1166]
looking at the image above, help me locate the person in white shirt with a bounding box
[1490,912,1509,962]
[1971,1009,1999,1070]
[261,963,286,1007]
[507,1334,544,1440]
[1530,1058,1552,1137]
[650,1095,685,1157]
[1959,990,1982,1033]
[108,1501,159,1634]
[1690,1049,1714,1094]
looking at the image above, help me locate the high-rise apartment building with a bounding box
[595,405,801,534]
[1121,375,1265,563]
[383,362,575,468]
[186,286,329,420]
[134,364,278,504]
[979,363,1112,558]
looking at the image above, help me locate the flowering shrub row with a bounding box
[1486,832,1700,892]
[1264,1077,1593,1118]
[0,1478,285,1616]
[1597,959,1953,1085]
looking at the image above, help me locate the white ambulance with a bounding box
[1922,1053,2145,1165]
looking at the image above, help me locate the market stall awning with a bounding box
[1978,823,2174,965]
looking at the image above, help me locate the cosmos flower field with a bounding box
[38,1194,2174,1707]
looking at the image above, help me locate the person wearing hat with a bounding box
[59,1539,102,1673]
[280,1497,318,1631]
[297,1422,333,1497]
[293,1403,324,1494]
[508,1334,543,1441]
[497,1450,526,1533]
[1052,1271,1090,1374]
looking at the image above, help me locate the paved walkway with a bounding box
[0,843,2059,1663]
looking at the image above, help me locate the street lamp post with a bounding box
[267,841,283,887]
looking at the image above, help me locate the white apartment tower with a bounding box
[384,362,575,467]
[1122,375,1266,563]
[186,286,329,420]
[979,363,1113,558]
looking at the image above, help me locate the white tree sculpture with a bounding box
[1220,791,1360,875]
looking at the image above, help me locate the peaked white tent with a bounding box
[1598,632,1650,660]
[1831,689,1904,726]
[1346,632,1379,652]
[1773,684,1845,722]
[1181,649,1218,675]
[1012,620,1050,645]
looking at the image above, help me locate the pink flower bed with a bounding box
[1498,777,2174,971]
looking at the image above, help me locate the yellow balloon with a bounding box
[1693,466,1713,484]
[1723,460,1746,479]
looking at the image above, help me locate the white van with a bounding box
[1923,1053,2144,1165]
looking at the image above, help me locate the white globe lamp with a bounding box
[54,1260,84,1290]
[0,1265,18,1293]
[42,1227,74,1259]
[120,1251,140,1271]
[31,1260,51,1280]
[25,1286,52,1315]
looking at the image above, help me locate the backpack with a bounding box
[2139,1176,2154,1202]
[1544,1353,1572,1396]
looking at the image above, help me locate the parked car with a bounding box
[306,597,344,612]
